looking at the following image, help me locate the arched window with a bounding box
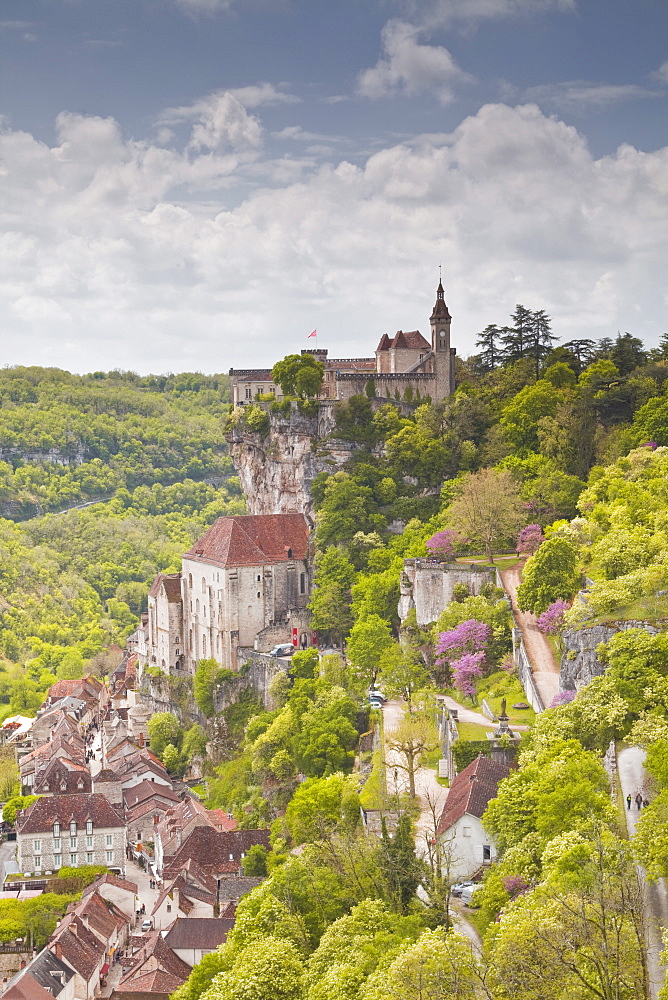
[196,599,200,614]
[300,572,306,595]
[287,547,293,559]
[202,577,206,593]
[188,574,193,588]
[202,634,207,654]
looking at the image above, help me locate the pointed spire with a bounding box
[431,274,450,321]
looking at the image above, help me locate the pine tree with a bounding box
[475,324,503,371]
[562,339,597,369]
[528,309,556,377]
[501,305,533,363]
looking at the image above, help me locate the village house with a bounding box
[162,918,234,967]
[159,826,271,880]
[436,755,510,878]
[0,947,76,1000]
[16,794,126,876]
[113,930,191,1000]
[140,512,312,674]
[81,873,139,922]
[229,281,456,407]
[150,864,218,930]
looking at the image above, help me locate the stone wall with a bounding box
[560,620,659,692]
[399,559,496,626]
[213,652,289,714]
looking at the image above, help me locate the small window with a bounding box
[188,574,193,588]
[483,845,492,862]
[106,851,113,864]
[87,852,94,864]
[34,856,41,869]
[245,386,252,400]
[53,822,60,837]
[229,854,234,861]
[54,854,62,868]
[257,592,261,599]
[106,834,113,847]
[70,821,77,836]
[202,577,206,593]
[86,820,93,835]
[33,839,41,852]
[86,836,93,848]
[70,837,77,849]
[166,903,172,913]
[70,854,77,866]
[257,575,261,582]
[300,572,306,595]
[287,548,292,559]
[53,839,61,851]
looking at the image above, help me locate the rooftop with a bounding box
[184,514,309,568]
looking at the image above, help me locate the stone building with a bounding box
[16,793,126,875]
[229,280,456,407]
[141,513,312,674]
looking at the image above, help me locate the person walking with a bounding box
[626,794,632,810]
[635,792,643,809]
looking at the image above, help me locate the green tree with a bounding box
[347,615,394,688]
[500,380,561,454]
[448,468,523,561]
[162,743,182,773]
[379,816,424,913]
[364,927,486,1000]
[3,795,38,826]
[201,935,304,1000]
[182,723,208,762]
[475,324,503,372]
[147,711,182,759]
[315,474,380,549]
[242,844,269,877]
[385,713,439,800]
[290,649,319,680]
[516,536,580,614]
[272,353,324,399]
[278,773,360,847]
[194,657,225,717]
[378,644,429,711]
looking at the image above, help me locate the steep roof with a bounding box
[218,875,264,901]
[163,827,270,879]
[5,949,74,1000]
[83,873,138,896]
[123,780,180,811]
[117,969,186,995]
[3,973,58,1000]
[163,918,234,951]
[437,756,510,836]
[184,514,309,568]
[50,915,105,983]
[16,793,124,834]
[376,330,431,352]
[431,281,451,321]
[148,574,182,604]
[119,930,190,986]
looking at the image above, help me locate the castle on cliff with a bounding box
[229,281,456,407]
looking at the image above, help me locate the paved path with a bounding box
[383,700,446,853]
[439,697,529,733]
[619,746,668,999]
[500,565,560,708]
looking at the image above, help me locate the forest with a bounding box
[3,315,668,998]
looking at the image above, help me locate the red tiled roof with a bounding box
[123,781,179,811]
[16,793,125,835]
[119,930,191,986]
[148,574,182,604]
[2,973,55,1000]
[376,330,430,352]
[184,514,309,568]
[437,756,510,836]
[163,918,234,951]
[208,809,238,832]
[163,827,270,879]
[118,969,186,994]
[50,915,105,982]
[84,873,138,895]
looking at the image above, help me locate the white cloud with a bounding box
[159,91,263,152]
[524,80,662,109]
[652,61,668,84]
[405,0,576,30]
[358,20,473,104]
[0,102,666,373]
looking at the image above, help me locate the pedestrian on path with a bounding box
[644,797,650,808]
[635,792,643,809]
[626,794,632,810]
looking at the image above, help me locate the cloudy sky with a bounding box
[1,0,667,375]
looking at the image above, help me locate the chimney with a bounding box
[69,922,78,937]
[54,941,62,961]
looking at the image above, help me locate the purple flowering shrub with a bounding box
[436,619,491,702]
[516,523,545,555]
[426,529,459,560]
[550,690,576,708]
[535,599,570,635]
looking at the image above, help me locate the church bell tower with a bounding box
[430,279,455,399]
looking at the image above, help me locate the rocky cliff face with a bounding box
[227,404,375,520]
[560,620,658,691]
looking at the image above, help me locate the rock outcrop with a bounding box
[227,403,376,520]
[399,559,496,626]
[560,620,658,691]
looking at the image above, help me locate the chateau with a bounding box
[229,281,456,406]
[139,513,313,674]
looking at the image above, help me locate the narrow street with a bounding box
[618,745,668,999]
[500,565,560,708]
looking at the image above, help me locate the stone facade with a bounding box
[399,559,497,626]
[16,795,126,875]
[141,514,313,674]
[229,281,456,408]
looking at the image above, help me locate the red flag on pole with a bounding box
[308,330,317,338]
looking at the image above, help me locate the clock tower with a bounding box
[430,280,455,399]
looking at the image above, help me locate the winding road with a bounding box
[500,565,560,708]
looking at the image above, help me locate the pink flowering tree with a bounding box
[516,523,545,555]
[426,529,459,561]
[536,599,569,635]
[451,651,485,701]
[435,619,491,701]
[550,690,576,708]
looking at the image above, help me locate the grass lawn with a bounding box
[455,720,493,741]
[475,672,536,726]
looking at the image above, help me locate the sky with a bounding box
[1,0,667,375]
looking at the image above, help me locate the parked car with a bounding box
[269,643,294,658]
[368,687,386,703]
[368,697,384,710]
[459,886,480,907]
[141,918,153,932]
[450,880,476,897]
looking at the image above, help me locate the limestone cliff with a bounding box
[227,403,374,520]
[560,619,658,691]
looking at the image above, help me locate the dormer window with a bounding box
[86,820,93,835]
[70,821,77,836]
[53,822,60,837]
[287,548,293,559]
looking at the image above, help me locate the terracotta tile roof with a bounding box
[436,756,510,836]
[163,918,234,951]
[7,948,74,1000]
[184,514,309,568]
[3,973,57,1000]
[162,827,270,879]
[16,793,125,835]
[207,809,238,832]
[83,873,138,895]
[117,969,186,995]
[376,330,431,352]
[34,758,92,796]
[123,781,179,811]
[148,574,182,604]
[50,915,105,982]
[74,890,127,942]
[119,930,191,986]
